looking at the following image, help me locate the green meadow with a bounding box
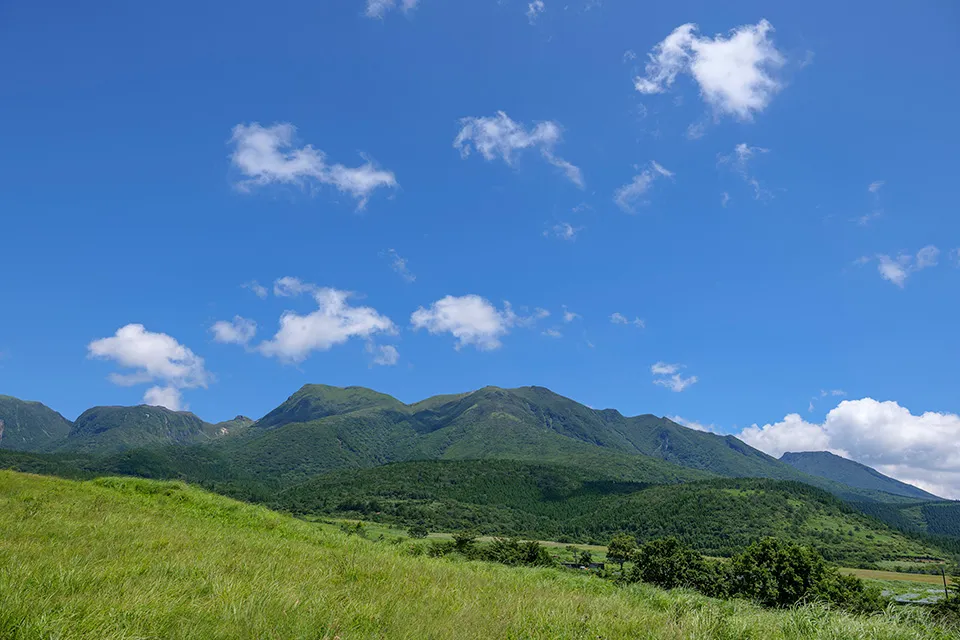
[1,470,955,640]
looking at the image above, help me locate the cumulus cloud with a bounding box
[543,222,582,241]
[454,111,583,187]
[258,279,396,362]
[526,0,545,24]
[87,324,210,410]
[382,248,416,283]
[411,294,517,351]
[613,161,673,212]
[634,20,785,120]
[367,343,400,366]
[211,316,257,346]
[229,123,397,209]
[610,312,644,328]
[651,361,697,392]
[869,245,940,288]
[365,0,418,18]
[719,143,771,200]
[739,398,960,499]
[562,306,580,323]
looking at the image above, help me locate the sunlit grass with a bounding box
[0,471,954,640]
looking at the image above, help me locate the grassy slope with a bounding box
[276,460,948,566]
[0,470,953,640]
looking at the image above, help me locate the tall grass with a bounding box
[0,471,953,639]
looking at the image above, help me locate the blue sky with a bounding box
[2,1,959,493]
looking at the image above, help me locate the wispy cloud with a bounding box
[382,248,416,283]
[454,111,583,187]
[613,161,673,212]
[719,143,771,200]
[651,361,697,392]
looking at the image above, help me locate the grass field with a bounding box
[1,470,957,640]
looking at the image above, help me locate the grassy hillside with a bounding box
[0,395,72,451]
[1,470,954,640]
[781,452,941,501]
[276,460,950,567]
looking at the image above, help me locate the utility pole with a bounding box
[941,565,950,602]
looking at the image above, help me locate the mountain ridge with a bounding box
[780,451,943,501]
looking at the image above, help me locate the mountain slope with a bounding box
[275,459,949,566]
[780,451,942,501]
[56,405,227,454]
[0,395,72,451]
[227,384,908,502]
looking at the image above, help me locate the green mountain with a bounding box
[780,451,941,501]
[275,459,948,567]
[0,395,73,451]
[230,384,906,502]
[56,405,229,454]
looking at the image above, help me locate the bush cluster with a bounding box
[620,535,885,614]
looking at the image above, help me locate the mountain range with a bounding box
[2,383,956,565]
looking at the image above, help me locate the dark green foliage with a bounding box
[577,550,593,566]
[628,537,724,596]
[484,538,555,567]
[781,451,942,501]
[452,531,477,552]
[273,459,948,566]
[0,395,72,452]
[607,534,636,570]
[727,538,883,612]
[408,524,428,539]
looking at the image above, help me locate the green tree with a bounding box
[408,524,429,539]
[452,531,476,553]
[728,538,827,608]
[578,550,593,566]
[629,537,708,591]
[607,534,636,571]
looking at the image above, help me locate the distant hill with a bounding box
[274,459,947,566]
[780,451,941,501]
[0,395,72,451]
[55,405,230,454]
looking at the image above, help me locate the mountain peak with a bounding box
[780,451,942,501]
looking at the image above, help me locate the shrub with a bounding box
[408,524,429,539]
[607,534,636,570]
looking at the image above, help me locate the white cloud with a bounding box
[411,294,516,351]
[454,111,583,187]
[88,324,210,410]
[242,281,268,299]
[868,180,885,193]
[367,343,400,366]
[952,248,960,266]
[542,328,562,338]
[721,192,730,207]
[613,161,673,212]
[562,306,580,323]
[544,222,582,241]
[670,415,717,433]
[634,20,785,121]
[365,0,418,19]
[623,49,637,62]
[807,389,847,412]
[526,0,544,24]
[211,316,257,346]
[143,386,184,412]
[382,248,416,283]
[258,280,396,362]
[719,143,771,200]
[686,121,707,140]
[651,361,697,392]
[739,398,960,499]
[229,123,397,209]
[874,245,939,288]
[611,312,644,328]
